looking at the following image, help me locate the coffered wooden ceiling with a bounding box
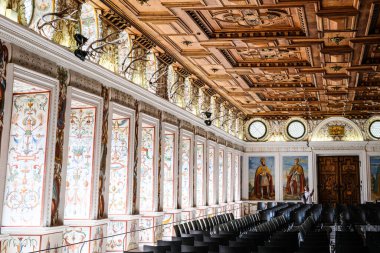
[93,0,380,119]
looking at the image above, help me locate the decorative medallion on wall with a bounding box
[328,125,345,141]
[310,117,364,141]
[366,116,380,140]
[284,117,308,141]
[245,118,270,141]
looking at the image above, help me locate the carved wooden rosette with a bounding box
[51,66,69,226]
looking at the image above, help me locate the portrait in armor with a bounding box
[282,156,308,200]
[249,156,275,200]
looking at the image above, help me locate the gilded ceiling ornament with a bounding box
[212,9,289,27]
[330,36,345,45]
[238,48,300,60]
[330,65,343,72]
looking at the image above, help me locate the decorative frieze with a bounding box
[68,69,102,96]
[162,111,179,125]
[8,43,57,78]
[139,101,161,118]
[110,88,137,109]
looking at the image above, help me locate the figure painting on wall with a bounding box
[370,156,380,201]
[249,156,275,200]
[283,156,308,200]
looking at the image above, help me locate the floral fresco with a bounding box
[196,143,204,206]
[140,126,155,212]
[3,91,50,226]
[208,147,215,204]
[218,149,224,203]
[64,106,96,219]
[108,117,130,215]
[226,153,232,202]
[181,137,191,208]
[234,155,240,201]
[163,132,175,210]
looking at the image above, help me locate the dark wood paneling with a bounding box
[317,156,360,205]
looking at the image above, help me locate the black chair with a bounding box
[181,233,203,241]
[219,245,250,253]
[171,236,194,245]
[258,246,284,253]
[194,240,220,252]
[143,245,171,253]
[181,245,208,253]
[157,240,182,252]
[257,202,266,211]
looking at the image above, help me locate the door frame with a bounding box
[312,148,367,204]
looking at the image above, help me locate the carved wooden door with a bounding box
[317,156,360,205]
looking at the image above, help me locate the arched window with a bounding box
[196,142,205,206]
[145,52,158,94]
[163,131,175,210]
[80,3,98,45]
[118,31,132,76]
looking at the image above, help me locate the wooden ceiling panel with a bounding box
[98,0,380,119]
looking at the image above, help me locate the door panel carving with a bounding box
[317,156,360,205]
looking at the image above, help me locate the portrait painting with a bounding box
[370,156,380,201]
[282,156,308,200]
[249,156,275,200]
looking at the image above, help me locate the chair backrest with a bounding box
[181,245,208,253]
[258,246,285,253]
[194,240,219,252]
[173,225,181,237]
[143,245,171,253]
[219,245,250,253]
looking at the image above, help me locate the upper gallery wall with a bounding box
[0,0,245,139]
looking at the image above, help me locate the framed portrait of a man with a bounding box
[282,156,309,200]
[248,156,275,200]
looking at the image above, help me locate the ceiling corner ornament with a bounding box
[137,0,151,5]
[211,9,289,27]
[330,65,343,72]
[328,125,345,141]
[330,35,345,45]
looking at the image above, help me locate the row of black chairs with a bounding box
[174,213,235,237]
[320,203,380,225]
